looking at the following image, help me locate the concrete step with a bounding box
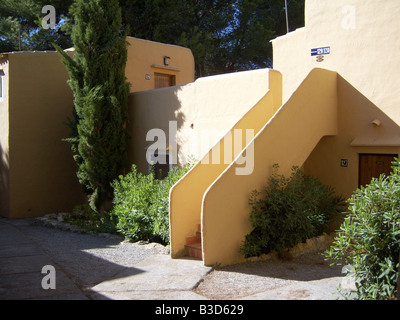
[185,242,202,260]
[185,224,202,260]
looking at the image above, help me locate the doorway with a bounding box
[154,73,176,89]
[359,154,398,187]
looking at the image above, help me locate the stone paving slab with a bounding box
[90,254,212,298]
[0,255,55,275]
[240,277,343,300]
[91,290,208,300]
[0,270,88,300]
[0,227,32,246]
[0,243,44,258]
[0,219,89,300]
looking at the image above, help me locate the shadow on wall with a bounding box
[127,85,187,173]
[303,74,400,200]
[337,75,400,147]
[0,144,9,218]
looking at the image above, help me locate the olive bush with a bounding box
[111,163,193,244]
[241,165,344,258]
[326,160,400,300]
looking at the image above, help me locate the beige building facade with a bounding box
[1,0,399,267]
[0,51,85,218]
[273,0,400,201]
[129,68,276,173]
[164,0,400,266]
[125,37,195,92]
[0,37,194,219]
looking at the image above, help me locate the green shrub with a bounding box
[241,164,344,258]
[326,160,400,300]
[111,163,193,244]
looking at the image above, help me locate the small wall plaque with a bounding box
[341,159,348,167]
[311,46,330,56]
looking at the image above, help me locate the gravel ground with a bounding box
[194,252,344,300]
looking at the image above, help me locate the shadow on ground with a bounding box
[216,252,342,282]
[0,218,154,300]
[194,251,344,300]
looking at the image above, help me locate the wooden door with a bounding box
[359,154,398,187]
[154,73,176,89]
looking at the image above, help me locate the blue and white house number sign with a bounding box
[311,46,331,56]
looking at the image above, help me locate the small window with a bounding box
[154,73,176,89]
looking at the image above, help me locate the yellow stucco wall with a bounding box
[303,76,400,201]
[4,52,86,218]
[0,38,195,219]
[167,0,400,266]
[0,56,10,217]
[273,0,400,121]
[125,37,195,93]
[202,68,338,266]
[129,68,276,173]
[169,69,282,259]
[273,0,400,200]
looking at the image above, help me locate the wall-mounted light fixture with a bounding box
[371,119,382,127]
[164,56,171,66]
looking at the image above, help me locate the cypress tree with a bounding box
[55,0,130,212]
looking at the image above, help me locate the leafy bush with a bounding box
[111,163,193,244]
[326,160,400,300]
[241,164,344,258]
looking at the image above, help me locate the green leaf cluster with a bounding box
[118,0,305,77]
[111,163,193,245]
[241,164,345,258]
[0,0,73,52]
[326,160,400,300]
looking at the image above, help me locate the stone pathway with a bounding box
[0,216,346,300]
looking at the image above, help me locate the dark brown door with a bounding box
[154,73,176,89]
[359,154,398,187]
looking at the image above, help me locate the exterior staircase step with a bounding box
[184,224,202,260]
[185,242,202,260]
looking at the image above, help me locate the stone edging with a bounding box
[34,213,122,240]
[34,212,170,255]
[245,233,335,263]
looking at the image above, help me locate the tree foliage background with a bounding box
[0,0,73,52]
[1,0,305,77]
